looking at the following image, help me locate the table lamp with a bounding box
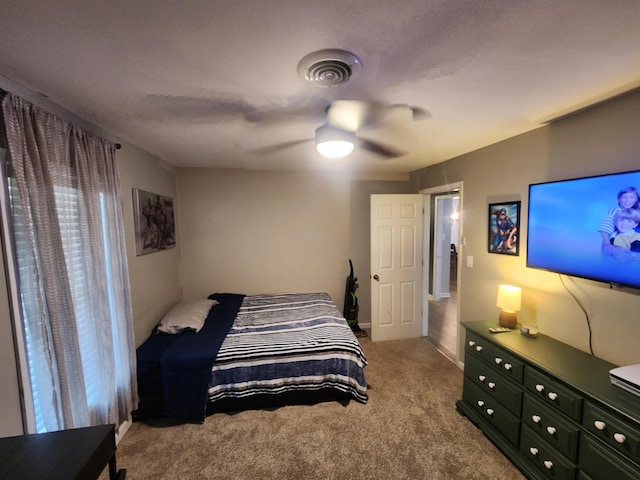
[496,284,521,329]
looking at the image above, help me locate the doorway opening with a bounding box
[421,184,461,363]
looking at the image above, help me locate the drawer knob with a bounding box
[477,400,485,407]
[594,420,606,431]
[546,426,557,435]
[529,447,539,456]
[486,408,494,416]
[543,460,554,470]
[535,384,545,392]
[488,382,496,390]
[547,392,558,401]
[478,375,486,382]
[468,340,475,347]
[476,345,483,352]
[494,357,503,365]
[532,415,542,424]
[504,363,512,370]
[614,433,627,444]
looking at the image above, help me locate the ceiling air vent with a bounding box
[297,49,362,87]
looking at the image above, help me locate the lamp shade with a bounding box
[496,284,522,311]
[496,284,521,328]
[315,124,355,158]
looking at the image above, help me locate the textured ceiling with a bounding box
[1,1,640,174]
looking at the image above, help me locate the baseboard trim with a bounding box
[116,418,132,445]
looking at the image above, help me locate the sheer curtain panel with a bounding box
[1,93,137,432]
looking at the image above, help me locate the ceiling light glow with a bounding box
[317,140,354,158]
[315,124,355,159]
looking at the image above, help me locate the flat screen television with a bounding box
[527,169,640,289]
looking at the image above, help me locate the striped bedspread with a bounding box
[207,292,368,406]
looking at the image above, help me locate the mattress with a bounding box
[207,292,368,407]
[135,292,367,422]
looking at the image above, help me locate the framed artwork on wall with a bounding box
[133,188,176,256]
[488,201,521,256]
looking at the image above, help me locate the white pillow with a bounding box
[156,299,219,334]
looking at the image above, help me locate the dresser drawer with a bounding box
[522,394,580,461]
[465,359,523,416]
[583,401,640,463]
[524,367,582,422]
[465,331,524,383]
[465,331,494,362]
[489,344,525,384]
[520,425,576,480]
[462,379,521,446]
[579,434,640,480]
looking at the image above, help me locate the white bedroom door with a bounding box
[370,194,423,342]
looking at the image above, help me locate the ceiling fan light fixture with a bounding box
[317,140,354,158]
[315,124,355,158]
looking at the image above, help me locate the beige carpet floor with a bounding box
[106,336,526,479]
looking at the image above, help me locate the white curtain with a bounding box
[1,93,137,432]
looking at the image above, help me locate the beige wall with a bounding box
[176,168,351,304]
[0,251,23,437]
[411,89,640,368]
[117,147,182,346]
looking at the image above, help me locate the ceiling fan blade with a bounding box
[326,100,431,132]
[246,138,314,156]
[388,104,432,121]
[140,93,334,127]
[136,94,257,123]
[358,138,406,159]
[245,97,331,125]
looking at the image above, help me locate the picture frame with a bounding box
[132,188,176,256]
[488,201,521,256]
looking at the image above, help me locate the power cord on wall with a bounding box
[559,274,593,355]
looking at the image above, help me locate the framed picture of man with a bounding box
[488,201,521,256]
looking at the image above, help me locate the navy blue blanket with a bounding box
[136,293,245,422]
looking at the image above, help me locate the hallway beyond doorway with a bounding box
[426,253,457,362]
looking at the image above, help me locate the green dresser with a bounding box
[457,320,640,480]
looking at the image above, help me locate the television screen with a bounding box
[527,170,640,289]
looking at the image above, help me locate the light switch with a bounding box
[466,255,473,268]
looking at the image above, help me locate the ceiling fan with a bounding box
[246,99,428,159]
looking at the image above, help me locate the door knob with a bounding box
[373,274,380,281]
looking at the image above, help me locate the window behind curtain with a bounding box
[1,92,137,433]
[8,181,122,431]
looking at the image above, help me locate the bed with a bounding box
[134,292,368,422]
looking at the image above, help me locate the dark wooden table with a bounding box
[0,424,125,479]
